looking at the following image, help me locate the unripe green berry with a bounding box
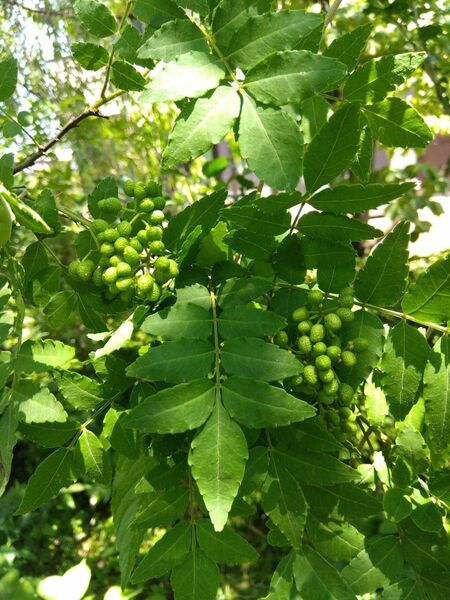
[97,231,107,243]
[319,369,335,383]
[100,242,115,256]
[154,270,171,285]
[104,228,119,243]
[336,307,355,323]
[352,337,369,353]
[119,289,134,303]
[145,181,162,198]
[341,350,357,367]
[136,229,148,244]
[149,240,165,255]
[117,261,132,277]
[68,260,80,279]
[92,268,103,287]
[99,256,110,268]
[109,255,121,267]
[116,277,134,292]
[114,237,128,252]
[274,331,289,348]
[316,355,332,371]
[129,238,143,253]
[140,199,155,213]
[310,324,325,343]
[297,320,312,335]
[134,181,147,201]
[326,345,341,363]
[338,295,354,308]
[98,197,121,215]
[342,421,358,435]
[148,282,161,302]
[136,273,154,293]
[339,407,353,419]
[297,335,312,354]
[324,312,342,332]
[123,179,135,197]
[303,365,318,386]
[154,256,171,271]
[108,282,120,295]
[290,374,304,390]
[307,289,324,305]
[117,220,132,237]
[123,246,141,266]
[91,218,109,233]
[338,383,354,404]
[152,195,166,210]
[150,210,165,225]
[292,306,309,322]
[326,409,341,425]
[168,259,179,279]
[319,391,336,406]
[312,342,327,357]
[340,287,353,297]
[323,379,339,395]
[102,267,118,285]
[146,226,163,242]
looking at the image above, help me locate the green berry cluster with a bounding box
[275,287,368,431]
[67,179,179,304]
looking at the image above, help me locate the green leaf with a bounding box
[142,303,212,340]
[87,176,118,219]
[44,291,77,328]
[263,453,308,548]
[163,85,240,168]
[123,379,215,434]
[6,192,53,234]
[19,421,80,448]
[103,408,140,459]
[355,221,410,306]
[57,372,104,411]
[3,120,21,138]
[382,579,424,600]
[226,11,324,70]
[423,336,450,454]
[131,521,191,583]
[303,103,361,193]
[297,212,382,241]
[15,339,75,373]
[293,547,356,600]
[189,400,248,531]
[196,519,259,564]
[221,338,300,382]
[217,276,272,308]
[22,241,48,286]
[381,321,430,420]
[341,536,404,595]
[238,92,303,191]
[274,235,307,284]
[222,377,315,428]
[344,52,426,103]
[142,51,225,103]
[74,0,116,38]
[300,96,330,144]
[363,98,433,148]
[402,254,450,324]
[336,310,385,389]
[114,24,148,65]
[351,124,374,182]
[71,42,109,70]
[75,429,110,484]
[138,19,208,61]
[419,570,450,599]
[212,0,270,51]
[221,203,291,237]
[176,0,209,15]
[219,307,286,339]
[171,549,219,600]
[134,0,186,26]
[111,60,146,91]
[274,448,359,486]
[323,23,372,71]
[297,236,356,269]
[0,402,20,496]
[94,319,134,360]
[176,284,211,311]
[16,447,75,514]
[34,188,60,233]
[262,552,295,600]
[306,515,364,562]
[324,484,382,519]
[308,182,414,214]
[132,487,189,529]
[0,55,18,101]
[14,380,67,424]
[126,339,215,383]
[0,152,14,188]
[245,50,347,106]
[383,488,413,523]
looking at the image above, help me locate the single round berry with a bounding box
[326,409,340,425]
[336,307,354,323]
[68,260,80,279]
[136,273,154,293]
[338,295,354,308]
[100,242,115,256]
[324,313,342,332]
[312,342,327,357]
[339,407,353,419]
[292,306,309,322]
[136,229,148,244]
[307,289,324,305]
[123,179,135,197]
[149,240,165,255]
[274,331,289,348]
[168,259,179,279]
[316,355,332,371]
[148,282,161,302]
[340,287,353,297]
[117,261,132,277]
[310,324,325,343]
[123,246,141,266]
[319,391,336,406]
[342,421,358,435]
[352,337,369,353]
[116,277,134,292]
[140,199,155,213]
[290,374,304,390]
[92,268,103,287]
[102,267,118,285]
[91,218,109,233]
[338,383,354,404]
[323,379,339,395]
[103,228,119,243]
[146,226,163,242]
[297,320,312,335]
[154,270,171,285]
[97,231,107,243]
[154,256,171,271]
[134,181,147,201]
[297,335,312,355]
[152,195,166,210]
[319,369,335,383]
[303,365,318,386]
[145,181,162,198]
[326,345,341,363]
[117,220,132,237]
[341,350,357,367]
[98,197,121,215]
[114,237,128,252]
[129,238,143,253]
[99,256,110,268]
[150,210,165,225]
[109,255,121,267]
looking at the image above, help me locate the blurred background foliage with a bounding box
[0,1,449,598]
